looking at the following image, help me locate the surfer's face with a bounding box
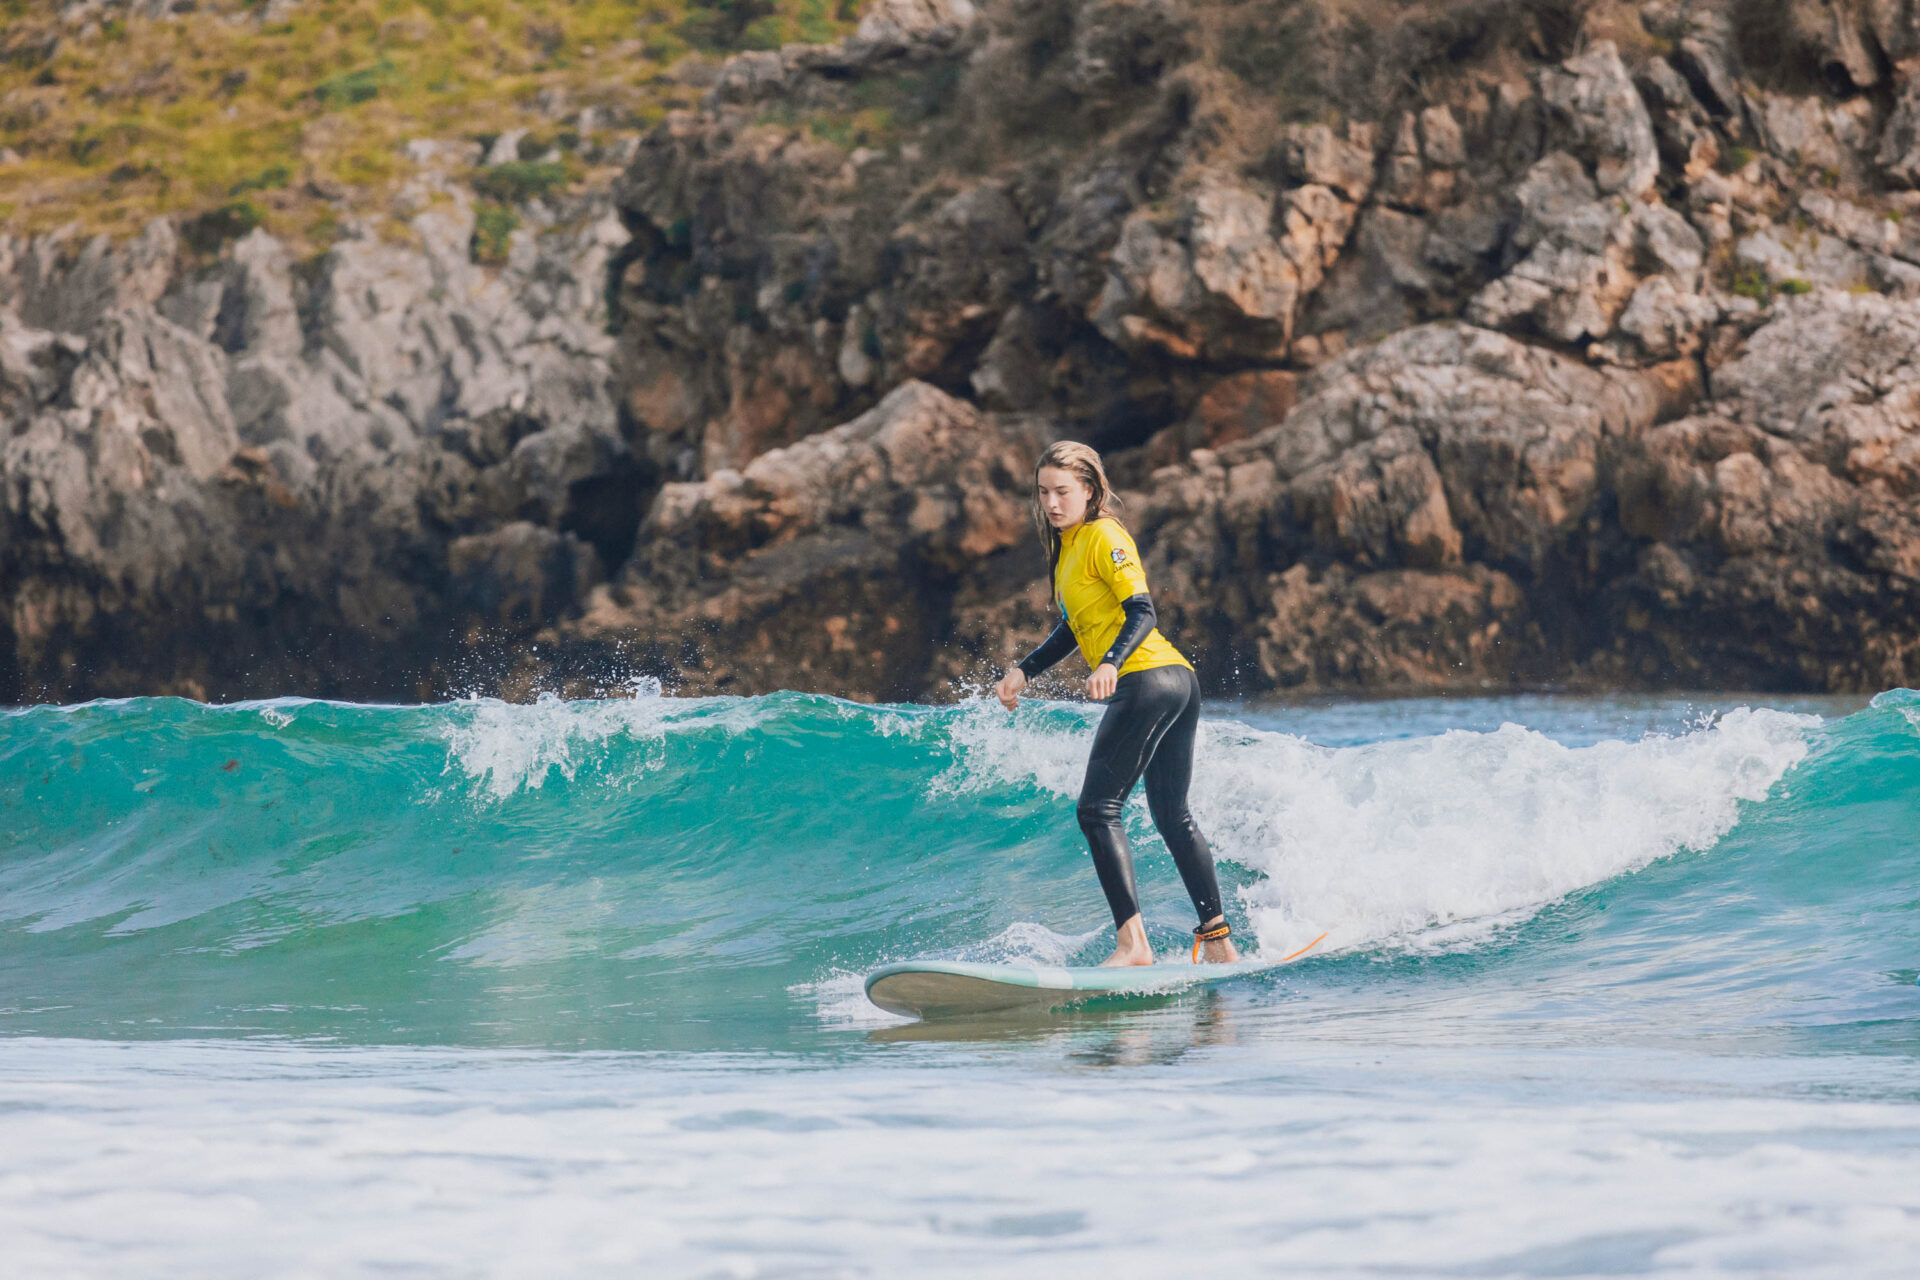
[1037,466,1093,530]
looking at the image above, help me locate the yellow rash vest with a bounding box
[1054,518,1191,677]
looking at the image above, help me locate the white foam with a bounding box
[957,919,1105,966]
[6,1037,1920,1278]
[797,922,1103,1028]
[936,697,1102,800]
[440,680,693,800]
[1872,688,1920,738]
[943,699,1816,959]
[439,685,953,801]
[792,969,911,1029]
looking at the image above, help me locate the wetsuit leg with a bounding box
[1075,667,1187,928]
[1143,665,1224,925]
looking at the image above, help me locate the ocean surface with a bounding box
[2,686,1918,1276]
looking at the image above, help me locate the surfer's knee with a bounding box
[1076,795,1123,834]
[1145,790,1190,829]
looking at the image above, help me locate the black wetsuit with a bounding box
[1018,596,1225,930]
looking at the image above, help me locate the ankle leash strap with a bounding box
[1191,920,1230,963]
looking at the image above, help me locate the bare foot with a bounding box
[1100,915,1155,967]
[1200,935,1241,964]
[1197,915,1240,964]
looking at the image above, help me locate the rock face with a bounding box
[0,157,637,701]
[583,0,1920,696]
[1609,293,1920,688]
[1132,324,1695,688]
[568,380,1049,698]
[7,0,1920,701]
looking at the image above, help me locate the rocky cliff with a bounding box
[5,0,1920,702]
[1,148,634,701]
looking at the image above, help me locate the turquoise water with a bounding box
[3,688,1919,1275]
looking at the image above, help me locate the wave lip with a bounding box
[1873,687,1920,738]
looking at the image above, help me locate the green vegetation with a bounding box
[182,198,264,254]
[680,0,849,52]
[1730,265,1772,303]
[1717,144,1757,174]
[752,101,897,149]
[230,164,292,195]
[1729,266,1814,304]
[470,200,519,263]
[0,0,859,252]
[473,159,570,203]
[314,58,406,108]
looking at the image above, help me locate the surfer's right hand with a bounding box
[995,668,1026,711]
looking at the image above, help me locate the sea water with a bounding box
[2,687,1918,1276]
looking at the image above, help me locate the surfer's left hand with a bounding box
[1086,663,1118,701]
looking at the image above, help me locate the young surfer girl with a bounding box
[994,441,1238,968]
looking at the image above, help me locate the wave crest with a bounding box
[942,698,1816,956]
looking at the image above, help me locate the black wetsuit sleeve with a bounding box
[1016,617,1078,680]
[1098,594,1156,670]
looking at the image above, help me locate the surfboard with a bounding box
[865,934,1326,1019]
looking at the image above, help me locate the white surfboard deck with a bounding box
[865,956,1283,1019]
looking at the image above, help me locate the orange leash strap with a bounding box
[1278,932,1328,963]
[1191,920,1232,963]
[1191,927,1329,964]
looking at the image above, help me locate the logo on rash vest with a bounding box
[1110,547,1128,566]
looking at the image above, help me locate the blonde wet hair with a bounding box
[1032,440,1124,601]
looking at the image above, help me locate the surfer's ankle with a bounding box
[1202,937,1240,963]
[1105,914,1152,966]
[1191,915,1236,964]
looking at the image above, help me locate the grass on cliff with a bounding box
[0,0,857,255]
